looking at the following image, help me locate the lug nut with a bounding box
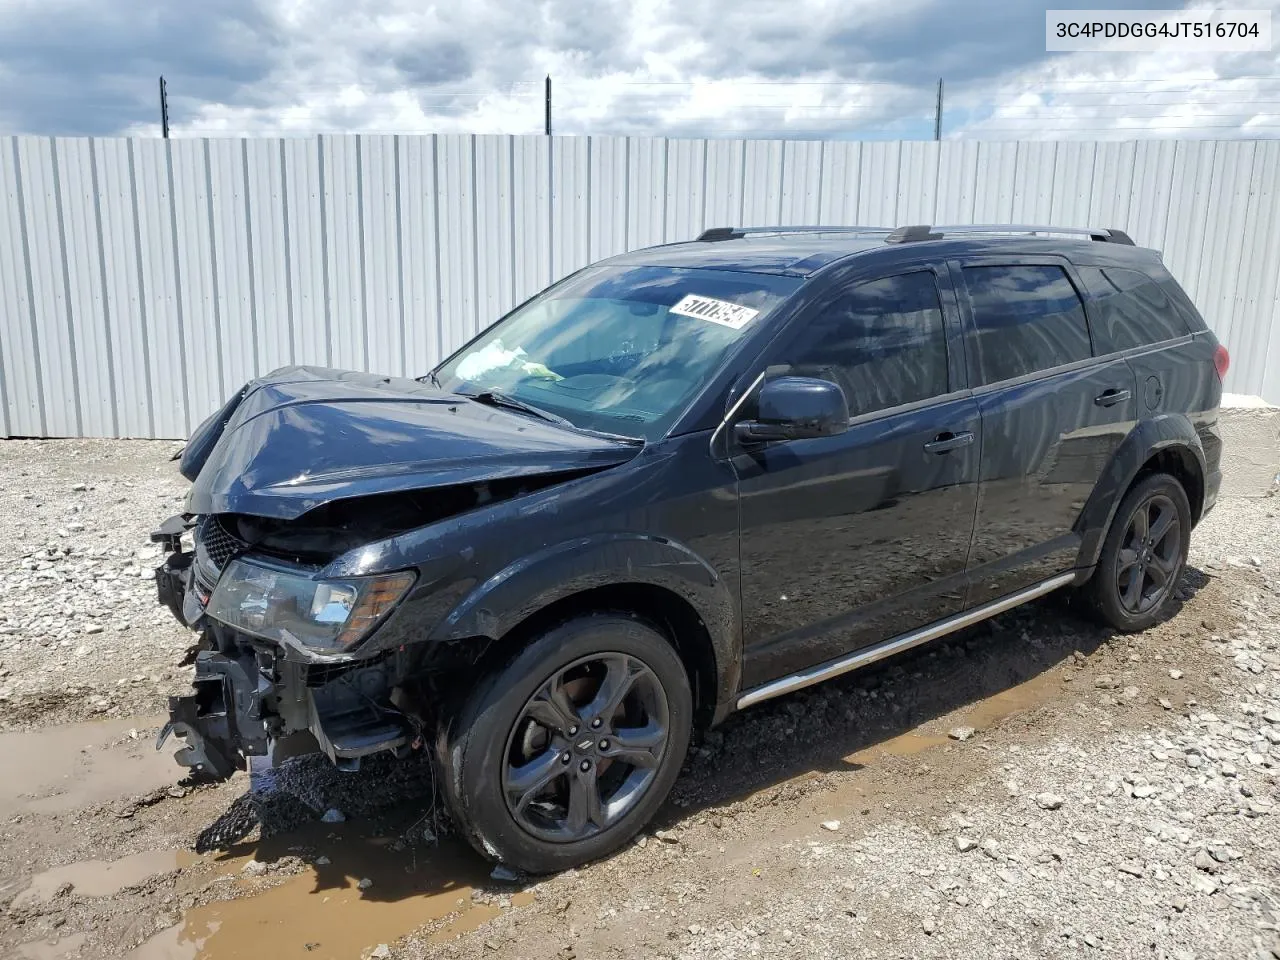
[561,752,571,763]
[599,739,610,751]
[590,718,602,729]
[567,725,578,736]
[579,760,591,772]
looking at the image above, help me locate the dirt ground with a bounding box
[1,440,1278,960]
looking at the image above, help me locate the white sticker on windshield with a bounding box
[669,294,759,330]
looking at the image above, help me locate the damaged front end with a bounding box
[150,365,641,783]
[151,513,419,783]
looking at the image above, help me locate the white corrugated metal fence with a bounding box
[2,134,1278,438]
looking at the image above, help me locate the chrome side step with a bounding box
[736,572,1078,710]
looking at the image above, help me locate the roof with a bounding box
[608,225,1158,278]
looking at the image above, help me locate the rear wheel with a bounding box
[438,614,692,874]
[1086,472,1190,631]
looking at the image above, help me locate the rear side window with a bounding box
[781,271,949,418]
[1078,266,1194,352]
[962,264,1092,385]
[1158,275,1208,332]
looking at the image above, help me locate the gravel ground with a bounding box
[1,440,1278,960]
[0,439,191,728]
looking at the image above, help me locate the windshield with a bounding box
[432,265,801,440]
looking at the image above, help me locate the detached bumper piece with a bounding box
[310,700,409,772]
[151,514,196,627]
[157,650,269,782]
[155,553,193,625]
[157,646,410,780]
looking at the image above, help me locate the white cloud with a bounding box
[0,0,1277,140]
[947,2,1280,139]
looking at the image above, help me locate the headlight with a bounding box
[205,558,416,654]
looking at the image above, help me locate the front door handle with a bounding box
[1094,388,1132,407]
[924,430,975,454]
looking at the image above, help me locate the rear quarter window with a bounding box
[961,264,1093,386]
[1157,273,1208,334]
[1077,266,1193,352]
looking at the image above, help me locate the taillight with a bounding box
[1213,344,1230,381]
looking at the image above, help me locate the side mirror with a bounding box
[734,376,850,444]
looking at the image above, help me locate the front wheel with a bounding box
[1086,471,1191,632]
[437,614,692,874]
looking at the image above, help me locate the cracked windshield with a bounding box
[433,264,801,440]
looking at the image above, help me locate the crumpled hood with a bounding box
[182,366,641,520]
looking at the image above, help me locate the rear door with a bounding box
[955,257,1138,605]
[732,267,981,689]
[1075,263,1210,415]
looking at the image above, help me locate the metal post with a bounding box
[934,78,943,141]
[159,76,170,139]
[545,75,552,136]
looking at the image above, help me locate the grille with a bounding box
[198,516,245,571]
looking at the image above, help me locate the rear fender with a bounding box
[1074,414,1206,571]
[428,533,740,719]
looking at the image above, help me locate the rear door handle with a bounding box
[923,430,975,454]
[1094,388,1132,407]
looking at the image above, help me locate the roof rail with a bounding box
[883,225,942,243]
[885,224,1135,245]
[696,225,889,242]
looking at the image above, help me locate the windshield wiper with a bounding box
[420,370,442,388]
[460,389,574,428]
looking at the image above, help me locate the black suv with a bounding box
[154,223,1226,873]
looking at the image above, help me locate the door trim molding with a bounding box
[735,570,1077,709]
[709,369,765,459]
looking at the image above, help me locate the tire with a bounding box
[436,613,693,874]
[1086,471,1191,632]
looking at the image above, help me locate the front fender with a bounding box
[1074,414,1206,571]
[179,384,252,481]
[430,533,740,719]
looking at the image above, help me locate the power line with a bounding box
[994,75,1280,84]
[972,123,1280,131]
[591,79,907,86]
[155,70,1280,142]
[996,97,1280,105]
[972,114,1280,121]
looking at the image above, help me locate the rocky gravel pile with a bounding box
[0,440,193,728]
[655,629,1280,960]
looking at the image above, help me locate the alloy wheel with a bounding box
[501,652,670,843]
[1116,493,1182,615]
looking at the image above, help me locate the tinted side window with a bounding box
[963,264,1092,385]
[781,272,949,418]
[1157,273,1208,333]
[1078,266,1194,351]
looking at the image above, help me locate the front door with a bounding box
[730,268,981,690]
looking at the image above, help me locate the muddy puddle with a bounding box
[13,932,89,960]
[0,715,177,816]
[13,849,190,910]
[126,920,220,960]
[847,729,951,763]
[960,667,1065,731]
[5,670,1068,959]
[845,665,1064,766]
[129,825,533,960]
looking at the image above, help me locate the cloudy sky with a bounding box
[0,0,1277,140]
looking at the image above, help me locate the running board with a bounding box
[736,572,1078,710]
